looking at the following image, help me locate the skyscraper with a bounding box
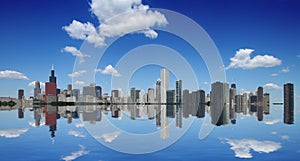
[34,81,41,98]
[263,93,270,114]
[175,80,182,104]
[18,89,24,100]
[160,68,169,103]
[284,83,294,124]
[210,82,229,126]
[49,64,56,83]
[229,84,236,120]
[257,86,264,121]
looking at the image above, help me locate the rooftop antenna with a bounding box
[52,64,54,70]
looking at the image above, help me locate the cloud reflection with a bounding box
[0,128,29,138]
[224,138,282,158]
[61,144,89,161]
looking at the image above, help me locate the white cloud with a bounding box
[281,135,290,140]
[280,67,290,73]
[68,70,87,78]
[99,131,121,143]
[0,70,29,80]
[68,130,86,138]
[271,131,278,135]
[264,83,281,90]
[225,138,282,159]
[28,81,45,87]
[75,122,84,128]
[61,144,89,161]
[297,55,300,58]
[271,73,278,77]
[226,49,282,70]
[203,81,209,85]
[265,118,281,125]
[63,0,167,47]
[62,46,91,64]
[74,81,85,86]
[0,128,29,138]
[96,65,121,77]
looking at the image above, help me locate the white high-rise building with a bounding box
[160,68,169,103]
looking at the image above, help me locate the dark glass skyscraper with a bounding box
[49,64,56,83]
[284,83,294,124]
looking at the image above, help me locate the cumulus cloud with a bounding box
[271,73,278,77]
[0,128,29,138]
[63,0,167,46]
[203,81,209,85]
[28,81,45,87]
[225,138,282,158]
[74,81,85,86]
[271,131,278,135]
[0,70,29,80]
[280,67,290,73]
[61,144,89,161]
[265,118,281,125]
[62,46,91,64]
[68,70,87,78]
[226,49,282,70]
[98,131,121,143]
[68,130,86,138]
[281,135,290,140]
[264,83,281,90]
[96,65,121,77]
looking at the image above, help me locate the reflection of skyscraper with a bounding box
[45,105,57,138]
[18,108,24,119]
[34,81,41,98]
[284,83,294,124]
[210,82,229,126]
[160,69,169,103]
[257,86,264,121]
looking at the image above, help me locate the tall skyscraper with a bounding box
[284,83,294,124]
[229,84,236,120]
[34,81,41,98]
[210,82,229,126]
[18,89,24,100]
[263,93,270,114]
[175,80,182,103]
[257,86,264,121]
[49,64,56,83]
[130,88,136,103]
[160,68,169,103]
[182,89,190,118]
[166,90,175,118]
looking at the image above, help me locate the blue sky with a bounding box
[0,0,299,104]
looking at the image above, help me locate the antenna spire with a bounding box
[52,64,54,70]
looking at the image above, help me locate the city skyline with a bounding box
[0,0,299,160]
[0,0,299,107]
